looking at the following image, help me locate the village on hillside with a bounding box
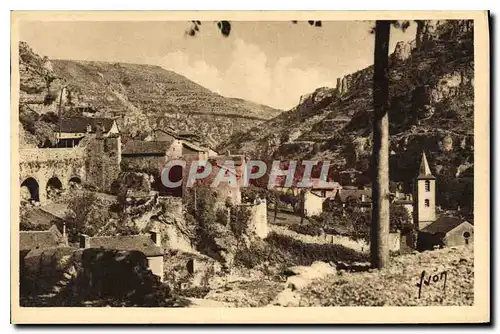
[16,19,475,308]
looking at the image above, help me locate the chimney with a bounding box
[361,194,366,202]
[96,123,103,138]
[79,234,90,248]
[150,230,161,247]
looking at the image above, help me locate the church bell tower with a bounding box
[415,152,436,230]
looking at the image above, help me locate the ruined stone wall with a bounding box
[20,147,86,163]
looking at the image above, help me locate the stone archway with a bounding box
[68,176,83,190]
[46,176,63,200]
[20,177,40,202]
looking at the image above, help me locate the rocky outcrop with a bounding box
[430,70,473,104]
[393,41,414,61]
[222,20,474,201]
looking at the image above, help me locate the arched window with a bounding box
[424,199,430,207]
[425,180,430,192]
[463,231,471,245]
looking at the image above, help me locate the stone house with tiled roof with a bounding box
[151,128,218,159]
[79,231,164,281]
[56,116,120,147]
[121,139,183,173]
[20,208,67,230]
[20,225,68,257]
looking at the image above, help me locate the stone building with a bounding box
[20,225,68,255]
[121,139,183,172]
[301,190,324,217]
[417,217,474,250]
[413,152,473,250]
[19,116,122,202]
[150,128,218,158]
[415,152,437,230]
[56,117,120,148]
[79,231,165,281]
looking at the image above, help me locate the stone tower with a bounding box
[415,152,436,230]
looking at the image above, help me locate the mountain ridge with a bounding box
[18,41,282,147]
[219,20,474,210]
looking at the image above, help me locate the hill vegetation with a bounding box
[18,41,281,147]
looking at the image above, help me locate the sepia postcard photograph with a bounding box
[10,10,490,324]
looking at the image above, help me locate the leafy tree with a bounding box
[65,192,112,241]
[389,203,412,232]
[229,205,252,244]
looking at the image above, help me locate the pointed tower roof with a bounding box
[417,152,436,180]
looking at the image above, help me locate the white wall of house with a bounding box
[303,191,324,217]
[106,121,120,136]
[166,140,183,160]
[444,221,474,247]
[147,256,164,282]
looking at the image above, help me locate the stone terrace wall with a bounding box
[240,200,268,239]
[270,225,401,253]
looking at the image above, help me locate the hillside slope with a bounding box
[299,245,473,306]
[18,42,281,146]
[221,20,474,209]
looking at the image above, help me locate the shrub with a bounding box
[176,286,210,299]
[64,192,114,241]
[288,223,323,236]
[229,205,251,241]
[234,239,288,269]
[241,185,268,203]
[234,233,368,269]
[266,233,368,266]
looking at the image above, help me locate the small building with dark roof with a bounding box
[121,139,183,173]
[20,225,68,258]
[334,188,372,204]
[151,128,178,142]
[417,216,473,251]
[20,208,67,230]
[56,117,120,147]
[80,232,164,281]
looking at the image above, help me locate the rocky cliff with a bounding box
[18,42,282,147]
[220,20,474,210]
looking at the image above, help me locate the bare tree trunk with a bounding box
[371,21,391,269]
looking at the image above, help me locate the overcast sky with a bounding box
[20,21,416,110]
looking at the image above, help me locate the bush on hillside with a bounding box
[234,233,368,270]
[288,223,323,236]
[64,192,126,241]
